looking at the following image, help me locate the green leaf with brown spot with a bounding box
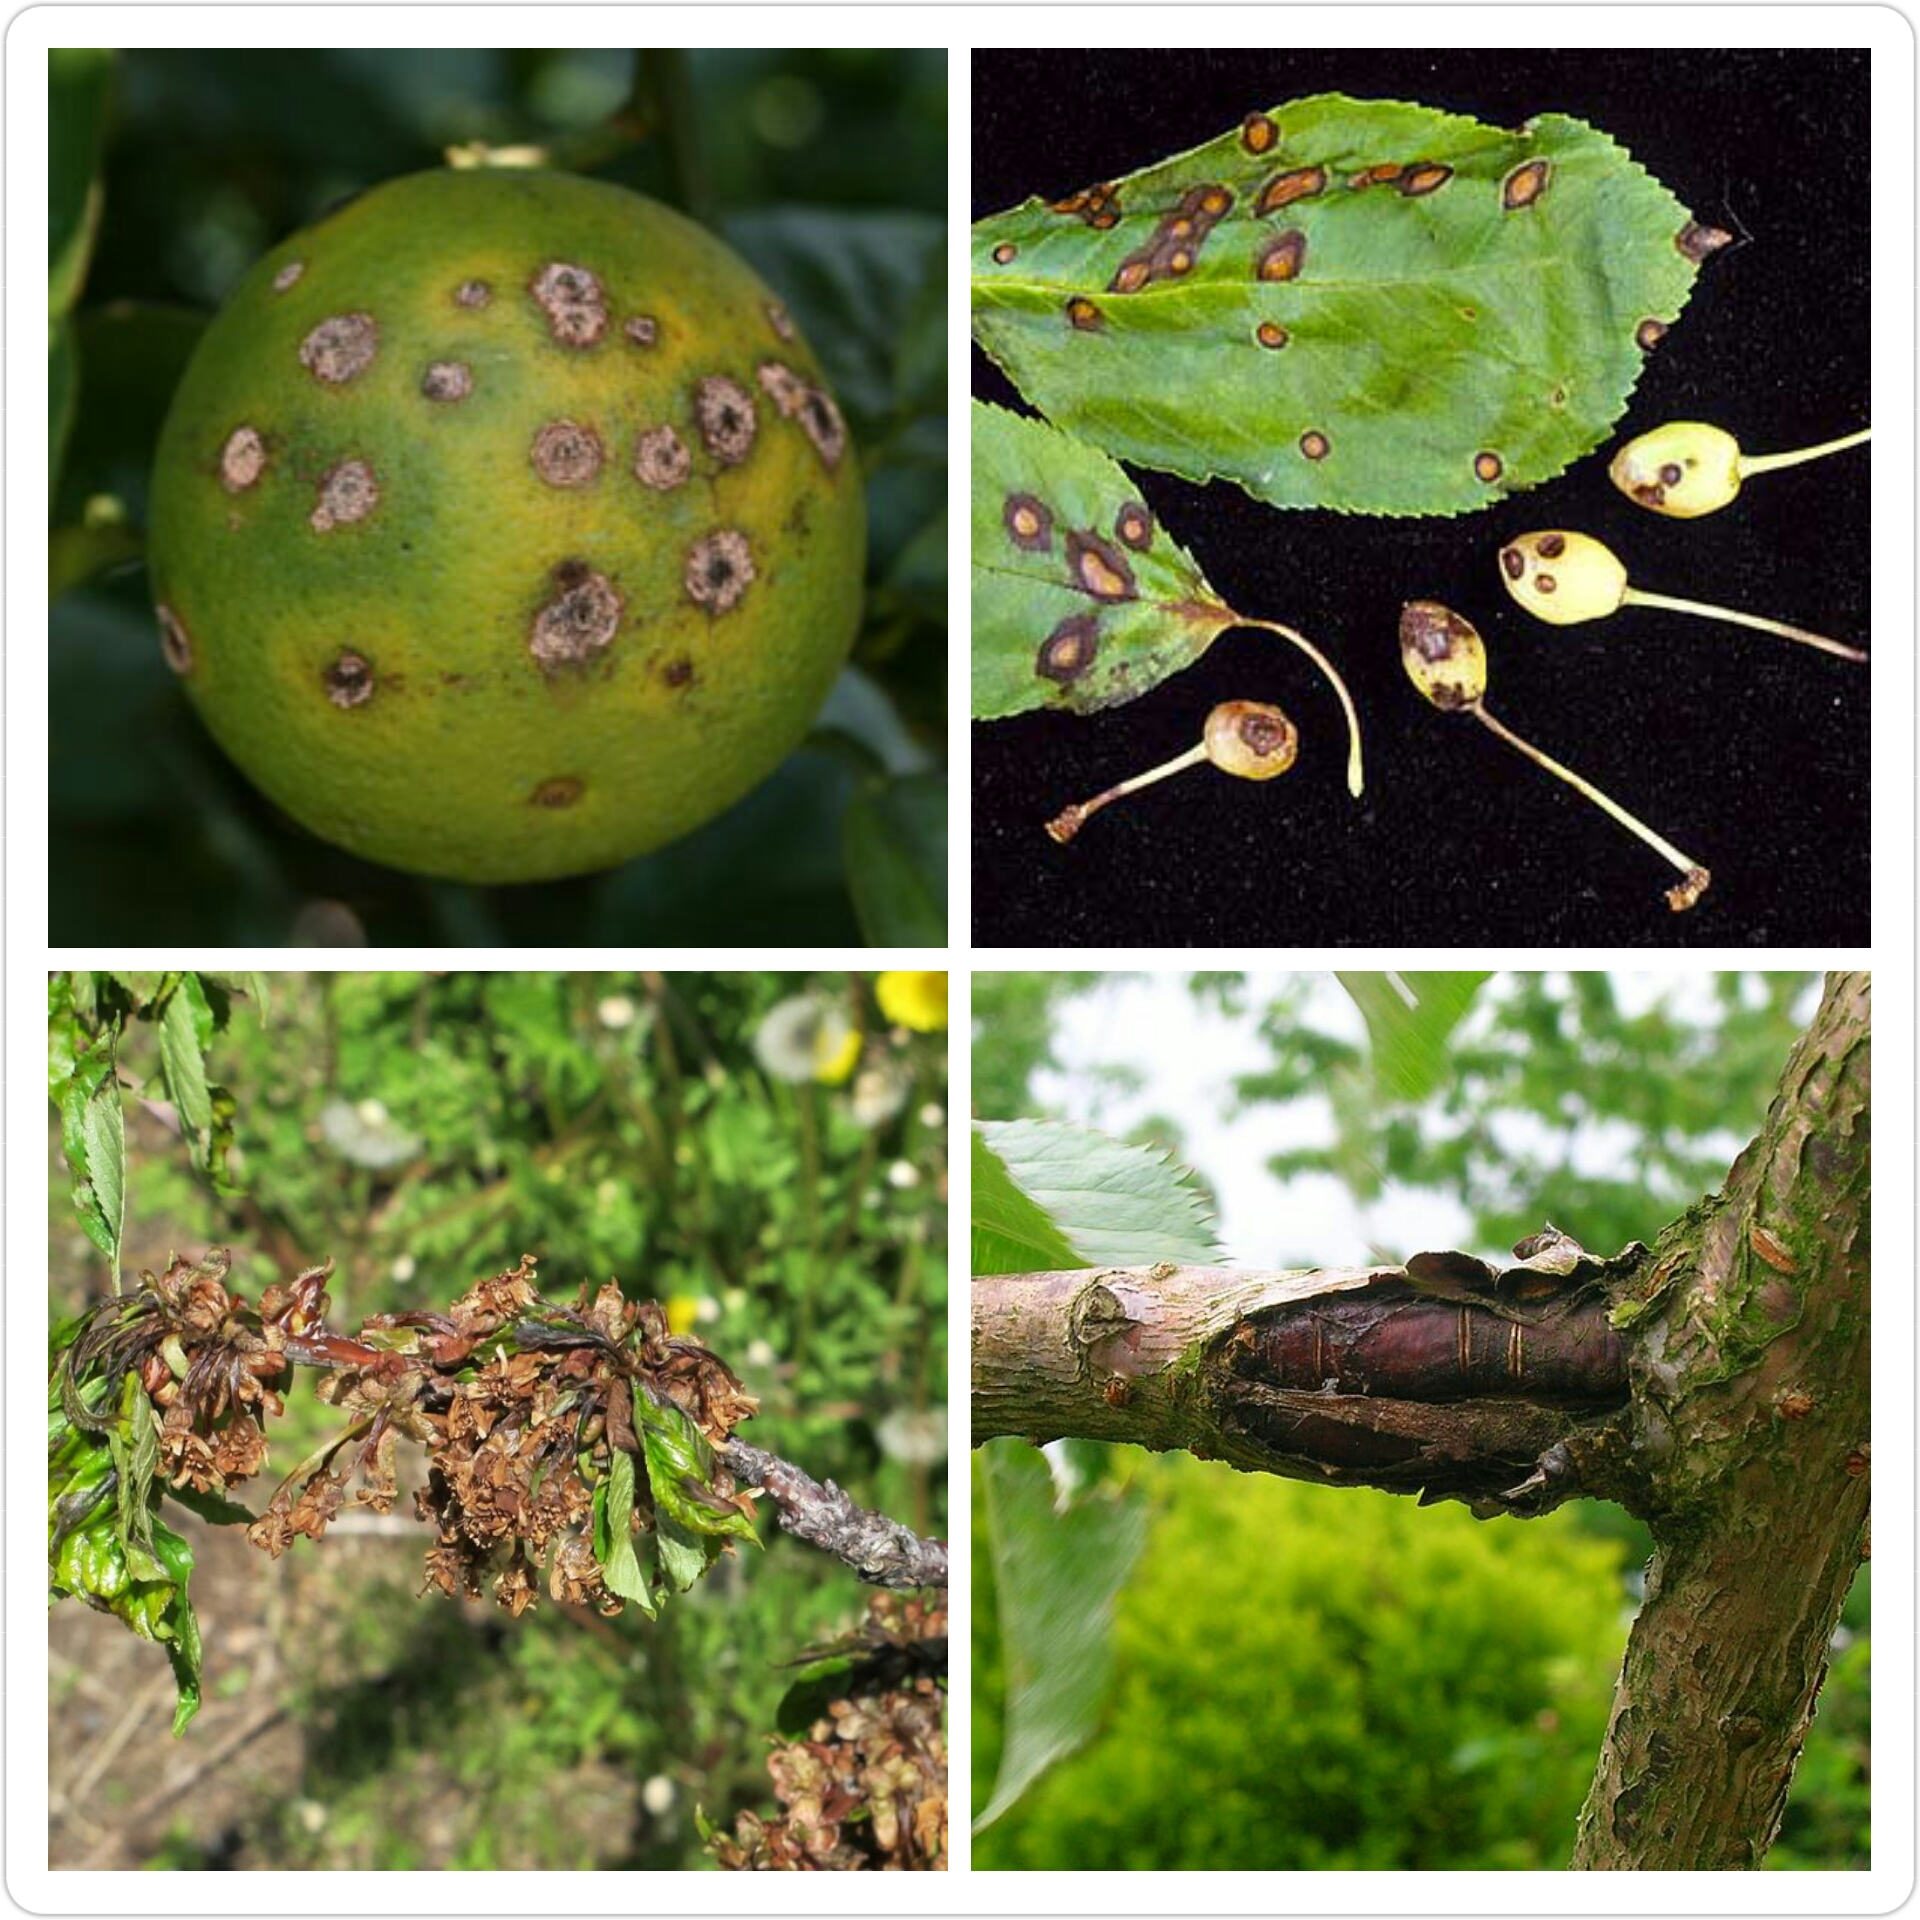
[972,94,1708,516]
[972,400,1234,719]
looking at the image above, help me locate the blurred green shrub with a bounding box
[975,1454,1630,1870]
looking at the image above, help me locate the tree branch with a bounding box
[721,1438,948,1590]
[1570,970,1870,1868]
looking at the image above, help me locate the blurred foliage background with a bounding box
[49,49,947,945]
[49,969,948,1869]
[969,970,1867,1870]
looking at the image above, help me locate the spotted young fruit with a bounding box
[148,168,865,884]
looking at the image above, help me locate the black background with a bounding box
[972,48,1870,948]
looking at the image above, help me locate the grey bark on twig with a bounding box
[721,1438,947,1590]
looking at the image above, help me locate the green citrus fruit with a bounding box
[148,168,865,883]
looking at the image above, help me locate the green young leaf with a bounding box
[49,48,113,322]
[971,1128,1088,1277]
[972,94,1707,515]
[149,1517,205,1736]
[972,400,1232,720]
[975,1118,1220,1270]
[48,973,82,1098]
[844,771,948,944]
[164,1482,259,1528]
[634,1392,758,1546]
[157,972,216,1154]
[60,1047,125,1273]
[1334,970,1494,1103]
[775,1656,859,1737]
[974,1438,1148,1831]
[596,1449,658,1617]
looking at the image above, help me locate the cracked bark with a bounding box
[971,972,1869,1869]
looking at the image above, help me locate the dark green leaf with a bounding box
[49,48,113,320]
[775,1656,858,1737]
[972,401,1231,719]
[971,94,1705,515]
[974,1438,1148,1830]
[975,1118,1220,1269]
[157,972,216,1156]
[48,973,82,1097]
[148,1516,204,1735]
[844,771,947,944]
[50,317,78,498]
[60,1048,124,1272]
[1335,971,1495,1103]
[597,1448,658,1616]
[971,1128,1088,1277]
[165,1482,258,1527]
[635,1393,758,1545]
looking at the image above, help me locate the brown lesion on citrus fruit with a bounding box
[530,420,606,488]
[220,426,268,492]
[323,650,376,708]
[633,424,693,491]
[157,604,194,675]
[684,529,756,617]
[661,655,696,689]
[694,375,758,465]
[454,279,493,310]
[299,312,379,385]
[766,300,796,342]
[754,363,847,470]
[421,360,473,402]
[310,458,381,533]
[624,315,659,347]
[529,262,608,347]
[529,776,585,808]
[529,562,623,670]
[272,260,306,293]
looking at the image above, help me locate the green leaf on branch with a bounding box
[971,1128,1087,1277]
[635,1392,759,1547]
[60,1047,125,1275]
[975,1118,1220,1269]
[974,1438,1148,1831]
[1334,970,1494,1103]
[972,94,1705,515]
[972,400,1233,720]
[158,971,216,1147]
[844,771,947,944]
[595,1451,658,1617]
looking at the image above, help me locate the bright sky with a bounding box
[1030,972,1794,1271]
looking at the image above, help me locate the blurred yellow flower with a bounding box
[665,1294,704,1336]
[877,971,948,1033]
[814,1023,862,1085]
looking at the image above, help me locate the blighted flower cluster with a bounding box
[710,1593,948,1872]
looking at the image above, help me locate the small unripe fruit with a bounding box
[149,168,865,883]
[1498,531,1628,625]
[1201,699,1297,779]
[1608,420,1742,517]
[1399,599,1487,709]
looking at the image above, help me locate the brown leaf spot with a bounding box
[529,776,584,809]
[158,603,194,674]
[324,650,376,709]
[1241,112,1279,155]
[1036,613,1098,683]
[1676,220,1734,261]
[1635,317,1668,350]
[1003,492,1053,552]
[1502,159,1552,211]
[1065,530,1137,602]
[1256,165,1326,214]
[694,374,758,464]
[1474,450,1503,484]
[529,564,622,669]
[684,528,755,617]
[1114,503,1154,551]
[633,424,692,491]
[310,458,380,533]
[1398,162,1453,197]
[1299,429,1330,461]
[454,278,493,309]
[1256,230,1306,282]
[1255,321,1290,350]
[991,241,1018,265]
[299,312,379,385]
[421,359,473,402]
[272,260,305,293]
[529,261,608,347]
[221,426,267,492]
[1066,296,1104,331]
[1347,162,1405,190]
[1051,183,1121,226]
[530,419,606,488]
